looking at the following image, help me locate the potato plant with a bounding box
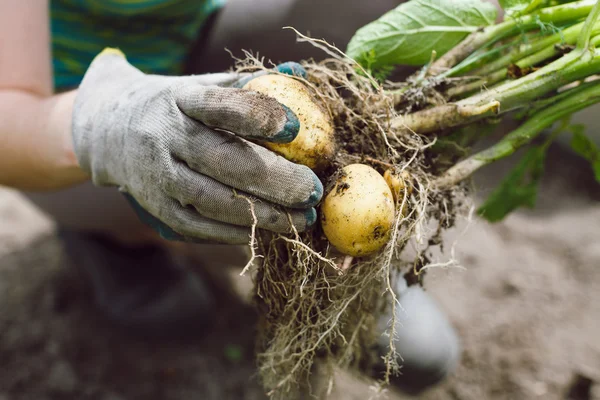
[234,0,600,398]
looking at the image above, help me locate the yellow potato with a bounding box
[321,164,396,257]
[243,74,335,170]
[383,168,413,202]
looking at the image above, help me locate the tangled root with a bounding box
[231,34,471,399]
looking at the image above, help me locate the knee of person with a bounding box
[376,284,461,394]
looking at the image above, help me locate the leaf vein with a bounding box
[416,0,467,27]
[354,25,477,49]
[396,9,427,28]
[474,6,494,25]
[398,33,447,62]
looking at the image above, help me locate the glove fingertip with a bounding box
[275,62,307,78]
[122,193,187,242]
[305,208,317,227]
[92,47,127,65]
[292,172,324,208]
[269,104,300,143]
[233,62,306,89]
[308,173,324,206]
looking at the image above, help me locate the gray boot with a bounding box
[372,276,461,395]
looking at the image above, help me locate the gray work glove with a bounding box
[72,48,322,244]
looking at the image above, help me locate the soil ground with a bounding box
[1,144,599,400]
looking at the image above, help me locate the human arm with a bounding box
[1,1,324,243]
[0,0,88,190]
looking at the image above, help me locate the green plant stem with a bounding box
[517,78,600,117]
[393,39,600,135]
[577,0,600,49]
[521,0,546,16]
[489,32,600,92]
[517,41,565,66]
[446,70,506,99]
[439,32,538,78]
[474,21,586,76]
[428,0,596,75]
[461,44,600,111]
[447,23,600,99]
[434,79,600,188]
[447,45,569,99]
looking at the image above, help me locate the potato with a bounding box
[383,168,413,202]
[321,164,396,257]
[243,74,335,170]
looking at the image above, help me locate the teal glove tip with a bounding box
[234,62,307,89]
[296,173,323,208]
[276,62,307,78]
[122,193,186,241]
[307,178,324,206]
[272,105,300,143]
[305,208,317,227]
[157,225,186,241]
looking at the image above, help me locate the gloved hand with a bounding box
[72,48,322,244]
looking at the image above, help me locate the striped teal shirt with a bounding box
[51,0,226,90]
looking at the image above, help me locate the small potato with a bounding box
[383,168,413,202]
[243,74,335,170]
[321,164,396,257]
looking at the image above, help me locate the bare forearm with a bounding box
[0,90,89,190]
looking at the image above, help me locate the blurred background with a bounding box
[1,0,599,399]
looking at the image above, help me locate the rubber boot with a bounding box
[371,276,461,395]
[57,228,217,339]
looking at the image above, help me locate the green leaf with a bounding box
[477,145,547,222]
[569,125,600,182]
[345,0,497,68]
[356,50,396,82]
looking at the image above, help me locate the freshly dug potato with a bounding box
[383,168,413,202]
[321,164,396,257]
[243,74,335,170]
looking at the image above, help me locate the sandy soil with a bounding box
[1,144,599,400]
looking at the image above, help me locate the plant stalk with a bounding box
[449,41,578,98]
[577,0,600,49]
[460,43,600,111]
[474,20,587,76]
[521,0,546,16]
[393,42,600,135]
[433,79,600,188]
[447,22,600,99]
[428,0,596,75]
[517,78,600,118]
[439,31,537,78]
